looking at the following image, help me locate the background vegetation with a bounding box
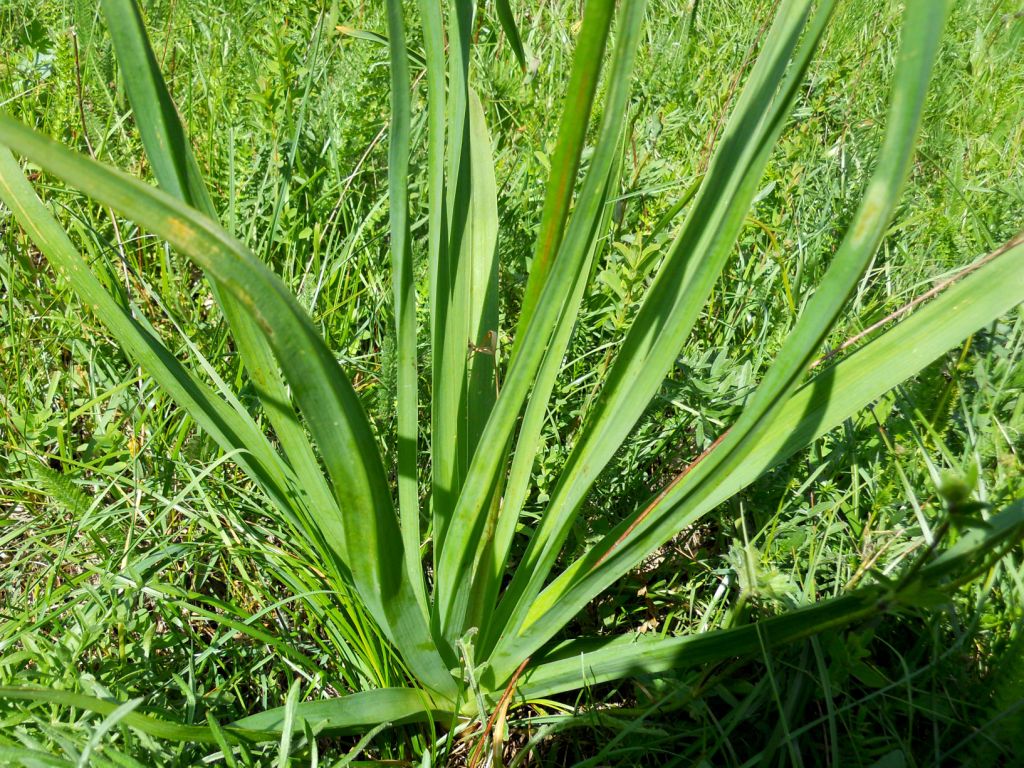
[1,0,1022,764]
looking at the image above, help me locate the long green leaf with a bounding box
[415,0,447,558]
[512,0,615,344]
[431,85,504,640]
[430,0,474,541]
[463,89,500,465]
[435,0,647,644]
[494,0,528,71]
[582,0,948,593]
[100,0,342,566]
[430,83,501,551]
[476,1,643,644]
[384,0,428,612]
[515,498,1024,699]
[503,0,950,651]
[0,116,457,698]
[0,148,300,532]
[490,0,947,670]
[334,25,427,69]
[0,688,274,744]
[472,140,626,641]
[489,0,827,659]
[486,233,1024,685]
[99,0,214,214]
[231,687,442,735]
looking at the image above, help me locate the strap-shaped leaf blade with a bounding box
[463,89,500,467]
[430,0,475,540]
[429,0,615,562]
[416,0,448,575]
[579,0,950,596]
[384,0,429,611]
[435,0,648,644]
[490,0,950,671]
[99,0,214,215]
[472,139,626,644]
[495,0,528,71]
[486,232,1024,684]
[0,116,457,698]
[232,687,443,735]
[489,0,827,657]
[0,687,276,744]
[516,498,1024,699]
[431,83,501,552]
[511,0,615,345]
[100,0,341,563]
[0,148,300,532]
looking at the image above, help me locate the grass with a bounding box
[1,0,1022,765]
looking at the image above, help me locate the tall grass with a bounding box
[0,0,1022,758]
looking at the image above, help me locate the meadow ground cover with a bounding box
[1,0,1023,765]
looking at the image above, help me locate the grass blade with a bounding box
[231,688,441,736]
[275,681,300,766]
[0,116,457,697]
[334,25,427,69]
[517,499,1024,698]
[488,232,1024,684]
[100,0,341,562]
[0,148,300,530]
[512,0,615,344]
[489,0,827,659]
[494,0,528,71]
[329,721,392,767]
[78,697,143,768]
[384,0,427,609]
[0,747,74,768]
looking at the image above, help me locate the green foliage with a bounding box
[1,0,1022,764]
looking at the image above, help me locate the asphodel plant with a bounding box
[1,0,1023,746]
